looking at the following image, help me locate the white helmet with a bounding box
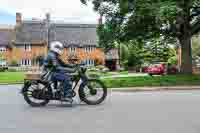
[50,41,64,55]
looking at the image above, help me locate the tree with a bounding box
[192,36,200,59]
[144,37,176,62]
[118,41,146,69]
[81,0,200,74]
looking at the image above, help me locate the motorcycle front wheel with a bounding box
[79,79,107,105]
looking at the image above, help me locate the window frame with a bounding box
[85,46,94,53]
[24,44,31,51]
[69,46,76,53]
[83,59,94,66]
[21,59,32,66]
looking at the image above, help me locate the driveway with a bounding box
[1,85,200,133]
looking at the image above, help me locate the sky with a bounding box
[0,0,99,24]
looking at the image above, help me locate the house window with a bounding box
[69,46,76,53]
[83,59,94,66]
[0,47,6,52]
[21,59,31,66]
[24,44,31,51]
[85,46,94,53]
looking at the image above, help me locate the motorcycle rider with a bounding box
[43,41,77,102]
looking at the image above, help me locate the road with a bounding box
[1,85,200,133]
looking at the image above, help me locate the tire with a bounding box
[79,79,107,105]
[22,81,50,107]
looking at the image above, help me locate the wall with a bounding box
[10,45,105,66]
[10,44,48,65]
[60,47,105,65]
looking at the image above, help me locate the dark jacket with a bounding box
[44,51,76,73]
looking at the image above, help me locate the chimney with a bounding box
[98,14,103,25]
[46,13,50,23]
[16,13,22,25]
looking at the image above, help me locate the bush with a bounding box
[87,72,100,79]
[0,68,5,72]
[167,56,178,65]
[10,60,18,67]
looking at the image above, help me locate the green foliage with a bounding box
[97,25,116,51]
[144,37,176,62]
[119,43,129,64]
[0,72,24,83]
[118,41,144,69]
[10,60,18,67]
[0,53,4,60]
[168,56,178,65]
[103,75,200,88]
[80,0,200,73]
[192,36,200,59]
[119,39,176,69]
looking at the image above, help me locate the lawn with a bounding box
[0,72,25,84]
[102,75,200,88]
[87,71,129,77]
[1,72,200,89]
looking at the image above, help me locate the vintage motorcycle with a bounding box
[21,65,107,106]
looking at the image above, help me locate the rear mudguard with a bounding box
[21,80,32,94]
[21,80,50,94]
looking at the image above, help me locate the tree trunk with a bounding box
[177,0,193,74]
[179,36,193,74]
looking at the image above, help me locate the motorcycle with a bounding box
[21,65,107,106]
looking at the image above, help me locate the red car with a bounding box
[147,63,166,76]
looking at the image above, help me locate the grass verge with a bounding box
[102,75,200,88]
[0,72,25,84]
[1,72,200,89]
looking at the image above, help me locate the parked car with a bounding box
[147,63,166,76]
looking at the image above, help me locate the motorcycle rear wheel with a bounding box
[22,81,50,107]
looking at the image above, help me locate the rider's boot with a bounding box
[61,91,73,103]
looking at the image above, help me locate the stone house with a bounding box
[0,13,105,67]
[0,13,121,71]
[0,25,13,66]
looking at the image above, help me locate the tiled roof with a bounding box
[0,30,13,46]
[15,21,98,47]
[15,21,47,44]
[50,24,98,47]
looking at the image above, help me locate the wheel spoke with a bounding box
[24,82,49,105]
[82,81,105,101]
